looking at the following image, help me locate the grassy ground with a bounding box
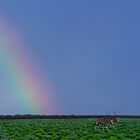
[0,118,139,139]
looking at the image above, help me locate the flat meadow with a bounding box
[0,118,139,140]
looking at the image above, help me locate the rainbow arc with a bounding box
[0,16,55,114]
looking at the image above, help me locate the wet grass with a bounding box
[0,118,139,139]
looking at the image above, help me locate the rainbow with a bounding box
[0,16,56,114]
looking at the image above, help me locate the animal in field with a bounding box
[91,113,119,128]
[96,117,113,126]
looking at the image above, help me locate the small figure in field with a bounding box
[92,117,113,130]
[96,117,113,126]
[92,112,119,129]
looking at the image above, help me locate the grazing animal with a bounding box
[92,114,119,129]
[90,112,119,129]
[91,117,113,130]
[96,117,113,126]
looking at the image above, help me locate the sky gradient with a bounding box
[0,0,140,115]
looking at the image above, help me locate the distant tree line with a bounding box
[0,114,139,119]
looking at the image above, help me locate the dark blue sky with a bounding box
[0,0,140,115]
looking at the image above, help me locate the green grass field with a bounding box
[0,118,139,140]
